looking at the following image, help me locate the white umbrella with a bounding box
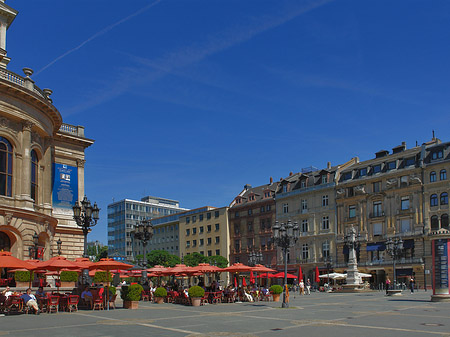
[318,272,346,280]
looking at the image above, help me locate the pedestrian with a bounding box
[385,277,391,295]
[305,278,311,295]
[409,276,415,293]
[299,279,305,295]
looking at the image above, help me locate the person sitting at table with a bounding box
[81,285,93,309]
[35,286,46,298]
[1,286,12,298]
[21,288,40,314]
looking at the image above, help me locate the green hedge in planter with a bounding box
[109,286,116,295]
[154,287,167,297]
[269,285,283,294]
[94,271,112,283]
[188,286,205,298]
[60,271,78,282]
[15,271,33,282]
[121,284,143,301]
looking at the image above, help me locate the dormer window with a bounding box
[387,161,396,170]
[405,157,415,166]
[236,197,242,204]
[372,164,381,174]
[282,185,288,193]
[249,194,255,201]
[300,180,306,188]
[321,175,327,184]
[432,150,443,160]
[342,172,352,181]
[359,168,367,177]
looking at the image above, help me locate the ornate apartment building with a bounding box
[274,160,356,280]
[228,179,278,266]
[335,139,450,288]
[0,1,94,260]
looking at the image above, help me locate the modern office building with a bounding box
[107,196,188,260]
[228,179,278,266]
[142,212,182,258]
[0,1,94,260]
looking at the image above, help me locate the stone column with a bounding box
[77,158,85,202]
[42,138,53,213]
[20,121,34,208]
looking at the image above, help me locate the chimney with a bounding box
[244,184,252,191]
[270,177,273,184]
[289,171,293,176]
[327,162,331,170]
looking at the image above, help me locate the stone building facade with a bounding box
[0,1,94,260]
[228,179,278,266]
[275,160,356,280]
[335,139,449,289]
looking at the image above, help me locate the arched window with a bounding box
[430,171,437,182]
[441,192,449,205]
[440,170,447,181]
[431,215,439,230]
[31,150,38,202]
[0,231,10,251]
[0,137,13,197]
[430,194,438,207]
[442,214,449,229]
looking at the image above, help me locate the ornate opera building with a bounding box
[0,1,94,260]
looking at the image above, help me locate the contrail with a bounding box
[35,0,162,76]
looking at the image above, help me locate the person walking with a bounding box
[409,276,415,293]
[305,278,311,295]
[385,277,391,295]
[299,279,305,295]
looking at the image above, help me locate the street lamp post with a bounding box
[385,237,404,290]
[248,250,263,266]
[29,232,39,259]
[132,219,153,283]
[57,238,62,256]
[324,255,333,286]
[272,220,300,308]
[72,195,100,258]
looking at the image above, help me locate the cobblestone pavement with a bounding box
[1,290,449,337]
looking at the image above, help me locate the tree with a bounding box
[183,252,208,267]
[87,244,108,262]
[147,250,180,267]
[207,255,229,268]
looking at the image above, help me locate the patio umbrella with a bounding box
[234,277,237,288]
[318,272,346,280]
[272,272,297,279]
[249,272,255,285]
[315,266,320,283]
[298,266,303,282]
[222,263,253,273]
[242,277,247,287]
[39,256,80,292]
[256,273,275,278]
[89,258,133,310]
[251,265,276,288]
[0,251,36,270]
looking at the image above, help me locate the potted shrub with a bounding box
[94,271,113,284]
[154,287,167,304]
[269,285,283,302]
[60,271,78,288]
[121,284,143,309]
[188,286,205,307]
[14,271,33,288]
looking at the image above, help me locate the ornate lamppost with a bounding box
[272,220,299,308]
[72,196,100,258]
[248,250,263,266]
[385,237,404,290]
[29,232,39,259]
[131,219,153,283]
[57,238,62,256]
[324,255,333,285]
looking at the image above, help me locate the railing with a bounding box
[59,123,85,137]
[334,257,423,268]
[0,68,48,100]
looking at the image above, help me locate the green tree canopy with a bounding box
[147,250,180,267]
[87,244,108,262]
[207,255,229,268]
[183,252,208,267]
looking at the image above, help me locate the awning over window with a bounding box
[366,242,386,251]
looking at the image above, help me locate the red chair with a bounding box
[47,296,59,313]
[67,295,79,312]
[108,294,117,310]
[201,292,210,305]
[92,294,103,310]
[142,290,150,302]
[5,295,23,314]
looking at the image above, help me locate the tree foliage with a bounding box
[183,252,208,267]
[207,255,229,268]
[87,244,108,262]
[147,249,180,267]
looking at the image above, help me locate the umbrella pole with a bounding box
[107,268,110,311]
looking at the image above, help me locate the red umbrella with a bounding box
[0,252,36,270]
[147,265,168,276]
[242,277,247,287]
[250,272,255,285]
[256,273,275,278]
[74,257,94,269]
[298,266,303,282]
[39,256,80,292]
[222,263,253,273]
[272,272,297,279]
[90,259,133,310]
[190,263,222,274]
[315,266,320,283]
[234,277,237,288]
[251,264,276,273]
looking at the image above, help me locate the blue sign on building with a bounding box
[52,163,78,211]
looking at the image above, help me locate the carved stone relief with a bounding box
[386,178,398,189]
[354,185,366,195]
[410,174,422,184]
[336,188,345,198]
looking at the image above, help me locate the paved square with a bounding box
[1,290,450,337]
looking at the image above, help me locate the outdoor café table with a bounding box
[58,294,69,311]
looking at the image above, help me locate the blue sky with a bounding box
[7,0,450,243]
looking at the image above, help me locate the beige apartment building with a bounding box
[275,160,356,280]
[0,1,94,260]
[335,139,449,289]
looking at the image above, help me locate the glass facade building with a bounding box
[107,196,189,261]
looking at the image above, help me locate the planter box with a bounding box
[155,297,165,304]
[272,293,281,302]
[191,297,201,307]
[60,282,76,288]
[15,281,29,288]
[123,300,139,309]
